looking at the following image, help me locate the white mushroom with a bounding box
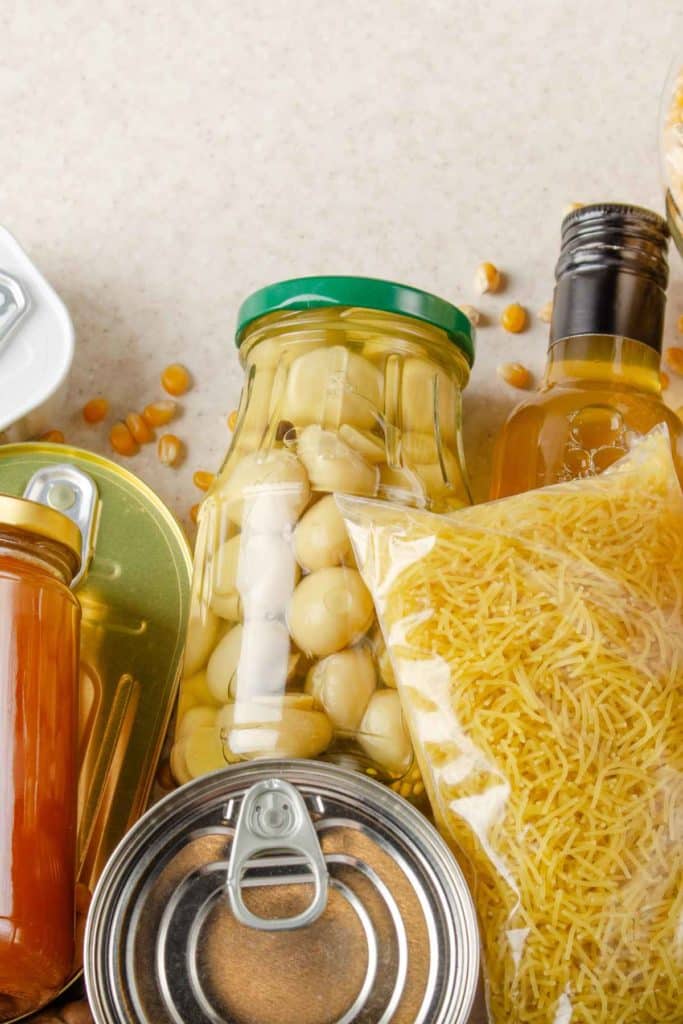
[297,425,378,496]
[288,566,374,657]
[358,690,412,775]
[305,646,377,731]
[293,494,353,572]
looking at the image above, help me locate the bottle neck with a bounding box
[544,335,663,394]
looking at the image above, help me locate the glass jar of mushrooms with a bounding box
[171,277,474,805]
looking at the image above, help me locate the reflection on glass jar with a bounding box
[172,278,475,804]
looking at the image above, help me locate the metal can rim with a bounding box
[85,760,480,1024]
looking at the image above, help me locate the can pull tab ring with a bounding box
[226,778,329,932]
[23,464,99,588]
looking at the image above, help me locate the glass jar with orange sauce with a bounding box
[0,495,81,1020]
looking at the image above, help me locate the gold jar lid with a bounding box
[0,492,82,565]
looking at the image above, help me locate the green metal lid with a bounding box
[235,276,475,365]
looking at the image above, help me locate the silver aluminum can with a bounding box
[85,760,479,1024]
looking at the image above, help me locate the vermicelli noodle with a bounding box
[339,431,683,1023]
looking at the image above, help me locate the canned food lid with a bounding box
[85,761,479,1024]
[235,276,475,365]
[0,492,81,563]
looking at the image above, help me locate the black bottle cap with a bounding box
[550,203,670,352]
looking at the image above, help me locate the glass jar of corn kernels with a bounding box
[171,277,474,805]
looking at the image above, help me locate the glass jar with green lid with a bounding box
[171,277,474,802]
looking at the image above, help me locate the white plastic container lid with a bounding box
[0,227,74,438]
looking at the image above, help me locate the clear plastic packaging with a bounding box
[338,430,683,1024]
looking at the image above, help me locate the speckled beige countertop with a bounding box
[3,2,681,1021]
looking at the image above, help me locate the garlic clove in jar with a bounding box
[218,449,310,529]
[237,530,301,619]
[358,689,412,775]
[305,646,376,732]
[176,705,218,741]
[281,347,383,430]
[288,566,374,658]
[293,494,353,572]
[338,424,387,464]
[297,425,378,496]
[218,700,333,760]
[183,608,220,676]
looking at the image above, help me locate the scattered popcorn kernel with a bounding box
[537,300,553,323]
[474,262,502,294]
[125,412,154,445]
[227,409,238,431]
[161,363,192,396]
[498,362,532,389]
[563,201,584,216]
[459,303,482,326]
[109,422,139,456]
[82,397,109,424]
[193,470,215,491]
[664,347,683,374]
[661,371,670,390]
[40,429,65,443]
[190,503,201,524]
[677,313,683,334]
[142,400,177,427]
[500,303,528,333]
[158,433,184,467]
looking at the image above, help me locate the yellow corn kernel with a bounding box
[500,303,527,334]
[40,429,65,444]
[109,422,139,456]
[142,400,178,427]
[537,300,553,324]
[227,409,238,431]
[158,433,184,467]
[459,303,481,326]
[82,397,109,424]
[474,261,502,294]
[190,503,201,524]
[563,201,584,216]
[498,361,532,389]
[125,412,154,445]
[161,363,192,396]
[193,470,215,492]
[664,347,683,375]
[661,371,670,390]
[677,313,683,335]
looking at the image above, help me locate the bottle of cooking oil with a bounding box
[490,203,682,498]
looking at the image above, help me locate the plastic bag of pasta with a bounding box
[337,429,683,1024]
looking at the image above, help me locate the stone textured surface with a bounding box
[3,4,681,1020]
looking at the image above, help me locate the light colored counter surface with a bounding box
[3,2,681,1020]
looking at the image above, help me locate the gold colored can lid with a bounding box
[0,492,82,565]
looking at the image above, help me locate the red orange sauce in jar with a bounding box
[0,498,81,1019]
